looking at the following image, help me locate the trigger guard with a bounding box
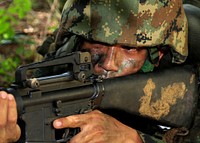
[56,128,80,143]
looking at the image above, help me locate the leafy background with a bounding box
[0,0,65,86]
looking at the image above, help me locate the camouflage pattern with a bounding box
[59,0,188,64]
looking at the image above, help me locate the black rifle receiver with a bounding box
[7,52,104,142]
[5,52,198,143]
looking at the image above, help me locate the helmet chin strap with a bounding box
[147,46,159,65]
[140,59,155,73]
[140,46,159,73]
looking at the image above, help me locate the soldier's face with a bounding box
[81,41,147,78]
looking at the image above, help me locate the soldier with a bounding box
[0,0,190,143]
[53,1,188,142]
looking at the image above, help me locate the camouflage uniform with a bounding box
[54,0,189,143]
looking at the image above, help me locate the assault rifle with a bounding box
[5,52,198,142]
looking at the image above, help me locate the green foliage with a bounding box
[0,44,34,86]
[0,57,20,85]
[0,0,32,42]
[0,0,33,86]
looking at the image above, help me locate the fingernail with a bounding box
[0,92,7,99]
[55,121,62,127]
[8,94,13,100]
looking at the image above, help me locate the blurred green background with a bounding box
[0,0,65,86]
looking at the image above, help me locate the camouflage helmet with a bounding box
[58,0,188,64]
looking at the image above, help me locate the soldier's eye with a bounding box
[91,53,104,65]
[122,46,137,50]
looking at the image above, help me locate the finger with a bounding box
[53,114,88,129]
[69,128,103,143]
[7,94,21,142]
[0,91,8,126]
[69,130,92,143]
[7,94,18,128]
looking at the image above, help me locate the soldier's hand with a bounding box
[0,91,21,143]
[53,110,142,143]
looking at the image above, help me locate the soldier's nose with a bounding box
[100,46,119,71]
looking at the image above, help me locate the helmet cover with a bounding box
[59,0,188,63]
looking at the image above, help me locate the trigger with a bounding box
[56,128,80,143]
